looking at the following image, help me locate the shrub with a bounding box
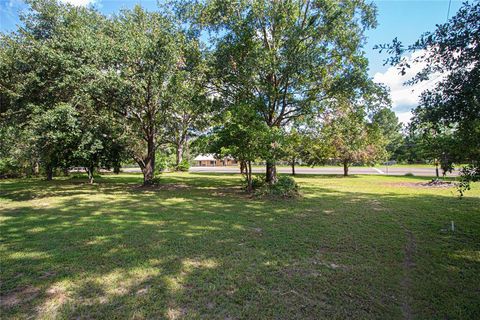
[255,175,300,198]
[155,155,170,173]
[404,172,414,176]
[457,164,480,197]
[176,159,190,172]
[144,177,162,185]
[0,158,22,178]
[243,175,265,190]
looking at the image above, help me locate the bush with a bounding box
[243,175,265,190]
[155,154,171,173]
[150,177,162,185]
[176,159,190,172]
[0,158,22,178]
[404,172,414,176]
[457,164,480,197]
[255,175,300,198]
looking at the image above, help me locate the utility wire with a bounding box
[447,0,452,21]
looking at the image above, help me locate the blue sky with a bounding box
[0,0,464,123]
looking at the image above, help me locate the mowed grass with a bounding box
[0,173,479,319]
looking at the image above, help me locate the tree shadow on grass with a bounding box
[0,173,243,203]
[0,175,479,319]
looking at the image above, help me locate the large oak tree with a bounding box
[91,6,184,184]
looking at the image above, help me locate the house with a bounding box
[193,154,238,167]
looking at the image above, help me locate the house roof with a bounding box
[193,154,216,161]
[193,154,235,161]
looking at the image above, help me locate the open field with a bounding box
[1,173,479,319]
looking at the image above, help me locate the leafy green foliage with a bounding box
[0,158,21,178]
[181,0,379,182]
[0,0,128,181]
[155,152,174,173]
[161,36,217,168]
[0,123,36,177]
[305,99,389,175]
[89,6,183,184]
[377,1,480,189]
[371,108,403,158]
[457,164,480,197]
[254,175,300,198]
[242,174,266,191]
[30,103,81,178]
[176,159,191,172]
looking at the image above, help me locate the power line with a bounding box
[447,0,452,21]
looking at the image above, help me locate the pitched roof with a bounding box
[193,154,216,161]
[193,154,235,161]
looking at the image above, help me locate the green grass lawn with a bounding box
[1,173,479,319]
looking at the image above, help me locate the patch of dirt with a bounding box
[136,285,151,296]
[167,306,187,320]
[420,180,457,188]
[368,199,386,212]
[383,181,457,189]
[0,286,40,308]
[39,271,57,279]
[45,285,70,304]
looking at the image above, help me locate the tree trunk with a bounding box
[435,162,439,179]
[291,159,296,176]
[240,160,246,174]
[63,167,70,176]
[185,135,190,162]
[113,166,120,174]
[343,161,349,176]
[246,160,253,193]
[33,161,40,176]
[266,161,277,184]
[175,142,184,169]
[46,165,53,181]
[142,135,156,185]
[87,166,95,184]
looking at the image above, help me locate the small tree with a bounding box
[207,106,269,192]
[325,106,387,176]
[410,124,458,179]
[372,108,403,159]
[282,129,304,176]
[303,93,389,176]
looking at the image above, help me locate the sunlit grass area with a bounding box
[1,173,479,319]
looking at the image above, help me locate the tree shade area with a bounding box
[1,1,479,318]
[1,173,480,319]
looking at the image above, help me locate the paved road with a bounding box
[123,166,459,177]
[189,166,459,176]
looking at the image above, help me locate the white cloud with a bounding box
[373,50,444,124]
[59,0,97,7]
[396,111,413,124]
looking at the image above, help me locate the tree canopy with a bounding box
[377,0,479,192]
[180,0,379,183]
